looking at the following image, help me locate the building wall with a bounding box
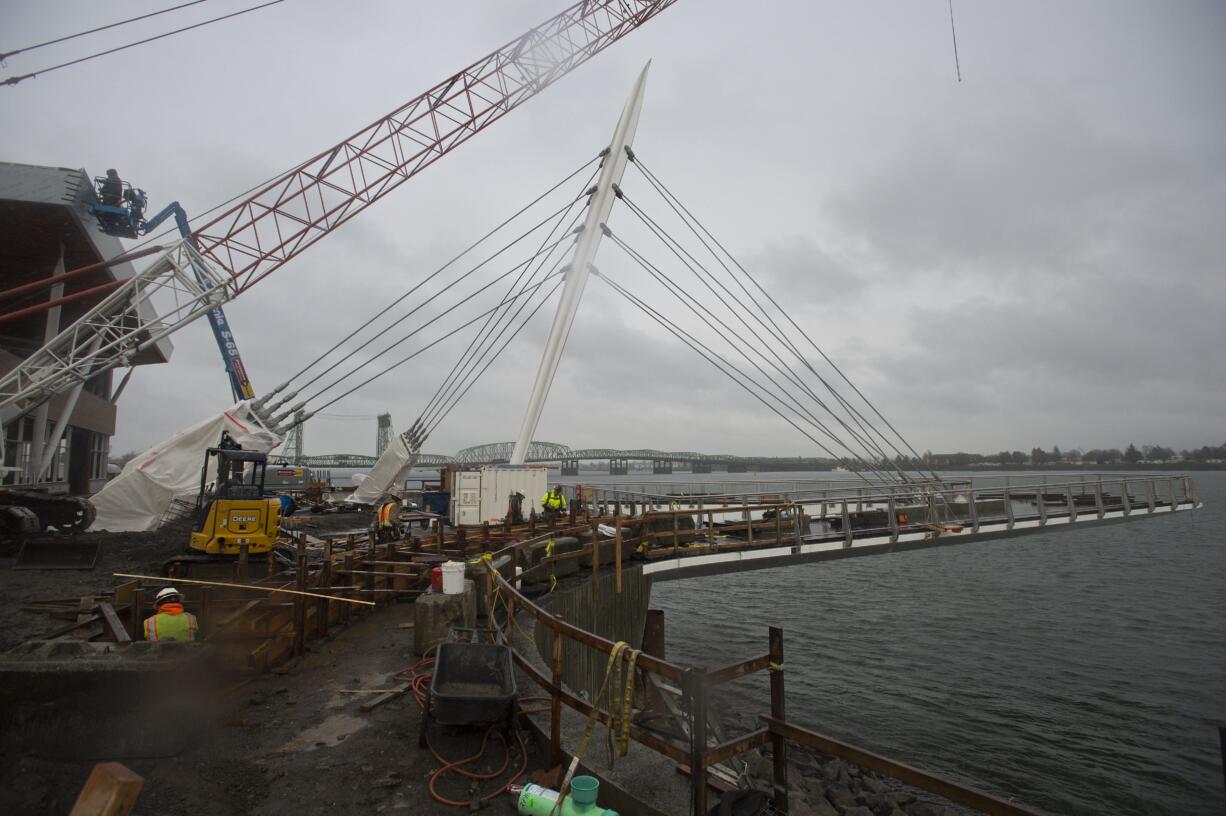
[0,162,169,496]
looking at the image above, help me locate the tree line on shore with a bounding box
[892,442,1226,469]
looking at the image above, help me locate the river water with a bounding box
[614,469,1224,814]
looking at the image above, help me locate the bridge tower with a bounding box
[376,413,393,457]
[652,459,673,475]
[561,457,579,476]
[510,65,650,465]
[278,410,305,462]
[692,461,712,474]
[609,458,629,476]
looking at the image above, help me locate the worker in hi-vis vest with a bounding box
[541,486,567,519]
[143,586,199,641]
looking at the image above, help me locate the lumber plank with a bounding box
[360,682,411,712]
[97,602,131,644]
[68,762,144,816]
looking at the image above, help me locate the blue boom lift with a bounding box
[89,170,254,403]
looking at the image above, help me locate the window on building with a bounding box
[90,432,109,480]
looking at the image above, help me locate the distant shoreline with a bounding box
[562,462,1224,474]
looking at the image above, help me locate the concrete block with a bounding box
[579,535,636,568]
[414,579,477,655]
[550,537,580,578]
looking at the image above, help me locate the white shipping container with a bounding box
[450,465,548,526]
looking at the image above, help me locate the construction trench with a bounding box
[1,476,1195,815]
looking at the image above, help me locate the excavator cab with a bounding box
[189,434,282,557]
[90,171,148,239]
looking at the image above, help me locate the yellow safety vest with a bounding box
[541,491,566,510]
[143,606,199,641]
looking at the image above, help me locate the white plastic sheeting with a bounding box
[90,401,282,532]
[347,434,418,505]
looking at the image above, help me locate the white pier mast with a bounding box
[510,63,650,465]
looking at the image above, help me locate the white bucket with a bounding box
[441,560,465,595]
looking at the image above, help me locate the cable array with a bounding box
[256,156,600,450]
[585,149,933,483]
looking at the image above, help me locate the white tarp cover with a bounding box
[90,401,282,532]
[348,434,418,505]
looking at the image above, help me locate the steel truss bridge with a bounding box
[298,441,825,473]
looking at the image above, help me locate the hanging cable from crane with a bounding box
[2,0,285,87]
[0,0,210,62]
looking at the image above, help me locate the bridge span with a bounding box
[300,441,826,474]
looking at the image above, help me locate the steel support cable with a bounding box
[2,0,285,87]
[419,212,576,428]
[304,273,561,416]
[592,270,875,483]
[606,234,896,482]
[298,237,573,406]
[422,266,568,439]
[615,196,904,480]
[0,0,210,61]
[595,261,876,479]
[418,220,577,435]
[415,169,595,426]
[288,203,577,398]
[305,275,565,417]
[279,157,600,389]
[628,160,920,471]
[618,190,904,478]
[622,176,913,480]
[606,233,896,481]
[629,158,937,481]
[612,211,900,482]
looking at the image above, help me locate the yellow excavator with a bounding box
[165,433,282,575]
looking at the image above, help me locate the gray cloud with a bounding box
[2,0,1222,459]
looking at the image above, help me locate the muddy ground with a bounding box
[0,599,542,815]
[0,510,372,651]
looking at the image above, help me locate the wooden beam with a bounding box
[96,602,131,644]
[112,574,374,607]
[69,762,143,816]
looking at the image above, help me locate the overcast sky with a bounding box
[3,0,1223,458]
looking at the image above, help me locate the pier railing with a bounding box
[557,473,1197,547]
[483,561,1042,815]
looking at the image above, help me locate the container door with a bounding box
[454,471,482,526]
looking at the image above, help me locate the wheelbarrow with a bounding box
[419,627,517,747]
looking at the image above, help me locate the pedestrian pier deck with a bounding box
[554,473,1199,580]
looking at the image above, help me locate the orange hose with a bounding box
[393,652,530,807]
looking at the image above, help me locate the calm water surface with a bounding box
[636,470,1225,815]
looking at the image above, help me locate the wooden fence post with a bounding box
[769,626,789,814]
[550,620,564,768]
[686,668,708,816]
[292,535,307,657]
[614,516,623,594]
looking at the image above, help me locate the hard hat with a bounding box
[106,168,118,177]
[154,586,182,606]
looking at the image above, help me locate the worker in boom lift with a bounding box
[540,485,567,520]
[99,169,124,206]
[143,587,199,642]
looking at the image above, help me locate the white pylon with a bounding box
[510,62,650,465]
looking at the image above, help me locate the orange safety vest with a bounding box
[143,603,199,641]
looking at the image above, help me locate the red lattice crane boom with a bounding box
[195,0,682,295]
[0,0,683,428]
